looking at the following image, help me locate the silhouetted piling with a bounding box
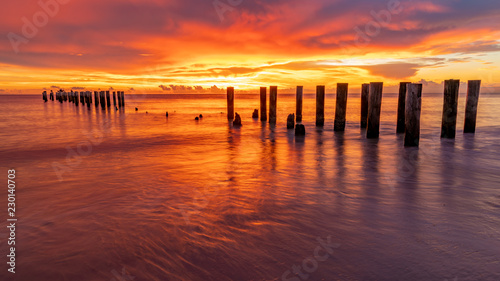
[121,91,125,107]
[366,82,384,138]
[464,80,481,133]
[260,87,267,121]
[100,91,106,110]
[316,85,325,126]
[252,109,259,119]
[106,91,111,107]
[94,91,99,107]
[287,113,295,129]
[441,79,460,138]
[75,92,79,106]
[117,91,121,107]
[233,112,242,127]
[50,90,54,101]
[296,86,303,122]
[397,82,411,133]
[361,84,369,128]
[227,87,234,120]
[334,83,349,131]
[42,91,48,102]
[404,83,422,147]
[295,124,306,136]
[113,91,116,106]
[269,86,277,124]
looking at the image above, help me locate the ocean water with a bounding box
[0,92,500,281]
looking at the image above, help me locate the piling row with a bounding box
[225,80,481,146]
[43,89,125,110]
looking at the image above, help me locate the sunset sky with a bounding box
[1,0,500,94]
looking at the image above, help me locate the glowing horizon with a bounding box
[1,0,500,94]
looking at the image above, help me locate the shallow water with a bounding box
[1,92,500,281]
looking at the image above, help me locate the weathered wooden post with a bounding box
[260,87,267,121]
[397,82,411,133]
[100,91,105,109]
[94,91,99,107]
[441,79,460,138]
[316,85,325,126]
[117,91,121,107]
[113,91,117,106]
[334,83,349,131]
[50,90,54,101]
[404,83,422,147]
[287,113,295,129]
[106,91,111,107]
[366,82,384,138]
[121,91,125,107]
[75,92,79,106]
[80,92,84,103]
[296,86,303,122]
[360,84,369,128]
[42,91,48,102]
[464,80,481,133]
[269,86,278,124]
[227,87,234,120]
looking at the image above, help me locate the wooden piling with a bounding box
[75,92,79,106]
[260,87,267,121]
[269,86,278,124]
[441,79,460,138]
[361,84,369,128]
[464,80,481,133]
[50,91,54,101]
[316,85,325,126]
[113,91,117,106]
[296,86,303,122]
[106,91,111,107]
[334,83,349,131]
[94,91,99,107]
[100,91,106,109]
[227,87,234,120]
[42,91,48,102]
[121,91,125,107]
[404,83,422,147]
[366,82,384,138]
[397,82,411,133]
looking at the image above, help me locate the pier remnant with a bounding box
[441,79,460,138]
[334,83,349,131]
[113,91,116,106]
[106,91,111,107]
[227,87,234,120]
[404,83,423,147]
[361,84,369,128]
[260,87,267,122]
[296,86,303,122]
[287,114,295,129]
[233,112,242,127]
[121,91,125,107]
[316,85,325,126]
[295,124,306,136]
[397,82,411,133]
[269,86,278,124]
[464,80,481,133]
[252,109,259,119]
[366,82,384,138]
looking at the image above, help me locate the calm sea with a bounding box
[1,92,500,281]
